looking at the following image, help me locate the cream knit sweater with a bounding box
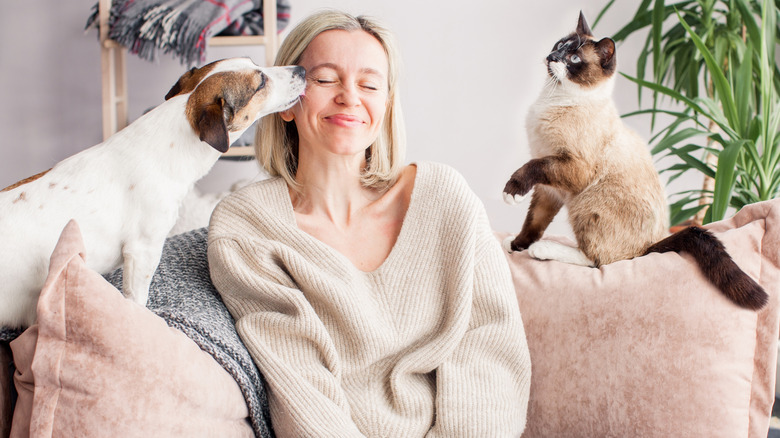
[208,162,531,437]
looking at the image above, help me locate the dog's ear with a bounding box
[196,98,231,153]
[165,79,184,101]
[166,63,223,100]
[165,67,196,100]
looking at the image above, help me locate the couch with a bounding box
[1,197,779,437]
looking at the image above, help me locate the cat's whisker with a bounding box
[544,76,558,97]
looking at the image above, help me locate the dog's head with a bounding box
[165,58,306,153]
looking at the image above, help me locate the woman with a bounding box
[208,10,531,437]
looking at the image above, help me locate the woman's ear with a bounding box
[280,109,294,122]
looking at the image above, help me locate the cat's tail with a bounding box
[644,226,768,310]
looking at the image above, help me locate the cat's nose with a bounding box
[547,53,562,63]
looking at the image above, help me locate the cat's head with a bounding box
[546,12,616,89]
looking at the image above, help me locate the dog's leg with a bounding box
[121,242,164,307]
[503,186,564,253]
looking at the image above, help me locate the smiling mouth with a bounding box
[326,114,363,126]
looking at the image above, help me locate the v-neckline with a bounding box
[278,163,423,275]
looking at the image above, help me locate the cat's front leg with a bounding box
[502,158,550,205]
[503,152,577,203]
[503,186,563,252]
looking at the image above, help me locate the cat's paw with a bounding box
[526,241,556,261]
[503,191,526,205]
[527,241,594,267]
[502,236,516,253]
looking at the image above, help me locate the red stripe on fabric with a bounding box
[203,0,229,10]
[195,0,254,54]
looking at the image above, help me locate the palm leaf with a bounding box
[676,11,742,134]
[709,139,748,222]
[734,40,754,136]
[667,144,718,177]
[650,127,711,154]
[652,0,666,87]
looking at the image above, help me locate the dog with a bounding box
[0,57,306,328]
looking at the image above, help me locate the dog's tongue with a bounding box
[300,88,306,97]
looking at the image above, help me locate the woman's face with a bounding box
[283,29,390,159]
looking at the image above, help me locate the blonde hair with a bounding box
[255,9,406,192]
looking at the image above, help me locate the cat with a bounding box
[501,12,768,310]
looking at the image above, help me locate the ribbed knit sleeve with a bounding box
[425,203,531,437]
[208,237,367,437]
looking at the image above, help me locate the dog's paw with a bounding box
[503,191,526,205]
[502,236,516,253]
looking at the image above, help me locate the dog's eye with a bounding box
[570,55,581,63]
[256,72,267,91]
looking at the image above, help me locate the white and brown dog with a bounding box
[0,57,306,328]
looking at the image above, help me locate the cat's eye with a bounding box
[570,55,581,63]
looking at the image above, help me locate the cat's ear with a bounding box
[576,11,593,37]
[596,37,617,73]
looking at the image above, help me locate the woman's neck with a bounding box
[291,151,379,228]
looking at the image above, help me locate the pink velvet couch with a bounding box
[2,198,780,437]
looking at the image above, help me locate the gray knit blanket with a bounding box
[0,228,274,438]
[86,0,291,65]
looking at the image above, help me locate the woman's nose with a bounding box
[335,84,360,106]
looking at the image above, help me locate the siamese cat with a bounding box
[502,12,767,310]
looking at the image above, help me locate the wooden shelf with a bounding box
[221,146,256,159]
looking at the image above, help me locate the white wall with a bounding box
[0,1,684,237]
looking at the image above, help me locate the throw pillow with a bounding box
[9,220,254,437]
[503,198,780,437]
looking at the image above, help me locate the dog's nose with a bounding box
[293,66,306,80]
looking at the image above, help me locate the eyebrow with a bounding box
[308,63,386,78]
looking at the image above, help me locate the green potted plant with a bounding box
[597,0,780,225]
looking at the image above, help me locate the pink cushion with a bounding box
[503,198,780,438]
[9,220,254,437]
